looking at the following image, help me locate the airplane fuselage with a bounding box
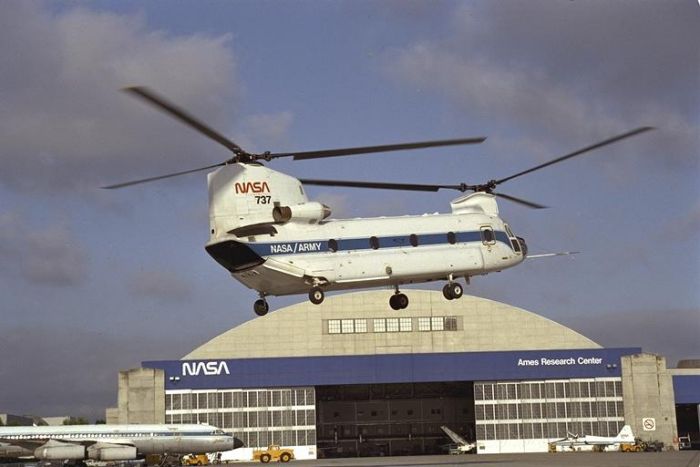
[0,424,239,461]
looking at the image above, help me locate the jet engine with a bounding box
[35,444,86,460]
[272,202,331,224]
[88,444,137,461]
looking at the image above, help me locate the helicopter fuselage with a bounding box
[205,164,526,297]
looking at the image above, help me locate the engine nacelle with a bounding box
[272,202,331,224]
[35,444,86,460]
[87,444,137,461]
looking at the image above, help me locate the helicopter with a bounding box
[105,87,653,315]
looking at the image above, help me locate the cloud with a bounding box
[0,212,87,286]
[127,269,194,303]
[563,309,700,368]
[0,2,238,194]
[0,326,193,420]
[242,111,294,151]
[383,1,699,168]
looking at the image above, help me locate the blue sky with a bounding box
[0,1,698,420]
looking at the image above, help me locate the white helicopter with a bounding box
[105,87,653,315]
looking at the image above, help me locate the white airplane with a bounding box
[0,423,242,465]
[105,87,652,315]
[550,424,635,450]
[440,425,475,454]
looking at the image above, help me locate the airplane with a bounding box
[104,87,653,315]
[440,425,475,454]
[550,424,635,450]
[0,423,242,466]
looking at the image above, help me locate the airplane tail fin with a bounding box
[617,425,634,442]
[440,425,468,446]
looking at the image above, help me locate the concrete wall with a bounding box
[621,353,678,449]
[115,368,165,424]
[186,290,600,360]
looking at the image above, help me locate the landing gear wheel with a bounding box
[442,284,453,300]
[253,299,269,316]
[443,282,463,300]
[309,286,325,305]
[389,293,409,310]
[448,282,463,299]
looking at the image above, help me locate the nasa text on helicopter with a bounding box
[105,87,652,316]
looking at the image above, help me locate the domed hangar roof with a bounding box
[184,290,599,360]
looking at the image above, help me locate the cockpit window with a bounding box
[481,227,496,245]
[504,224,515,238]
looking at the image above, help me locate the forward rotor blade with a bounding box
[495,127,654,185]
[123,87,246,155]
[270,137,486,161]
[494,192,548,209]
[300,179,465,192]
[102,162,224,189]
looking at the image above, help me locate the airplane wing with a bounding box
[0,437,133,450]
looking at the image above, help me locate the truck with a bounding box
[252,445,294,463]
[181,454,210,466]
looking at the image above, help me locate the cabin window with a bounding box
[481,227,496,245]
[369,236,380,250]
[328,239,338,252]
[511,239,521,253]
[447,231,456,245]
[409,234,419,247]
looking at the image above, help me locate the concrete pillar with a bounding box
[621,353,678,449]
[115,368,165,424]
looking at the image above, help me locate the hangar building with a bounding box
[107,290,699,459]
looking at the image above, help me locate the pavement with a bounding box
[229,451,700,467]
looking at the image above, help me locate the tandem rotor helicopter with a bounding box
[105,87,653,316]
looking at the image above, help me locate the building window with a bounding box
[431,317,444,331]
[386,318,399,332]
[354,319,367,333]
[341,319,354,333]
[328,320,341,334]
[374,319,386,333]
[418,317,431,331]
[399,317,412,332]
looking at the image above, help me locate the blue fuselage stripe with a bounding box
[247,230,513,257]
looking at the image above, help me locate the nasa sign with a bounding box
[181,361,230,376]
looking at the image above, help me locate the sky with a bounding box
[0,0,698,421]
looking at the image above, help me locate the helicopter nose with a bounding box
[516,236,528,257]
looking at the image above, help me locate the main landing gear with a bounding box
[389,286,409,310]
[309,286,325,305]
[443,275,465,301]
[254,293,270,316]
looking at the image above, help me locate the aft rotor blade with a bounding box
[270,137,486,161]
[494,192,548,209]
[123,87,246,155]
[300,179,466,192]
[102,162,224,189]
[495,127,654,185]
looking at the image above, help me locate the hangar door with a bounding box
[316,382,474,458]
